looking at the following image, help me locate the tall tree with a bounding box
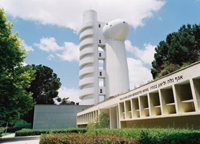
[0,9,35,124]
[26,65,61,104]
[56,97,76,105]
[151,24,200,79]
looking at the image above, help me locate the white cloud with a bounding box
[21,40,34,52]
[125,40,156,65]
[47,54,55,60]
[56,42,79,62]
[0,0,165,31]
[127,57,153,89]
[58,86,80,103]
[34,37,63,52]
[125,40,155,87]
[34,37,79,62]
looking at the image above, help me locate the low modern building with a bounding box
[77,62,200,129]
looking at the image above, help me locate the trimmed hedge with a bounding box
[88,128,200,144]
[16,127,200,143]
[40,133,137,144]
[87,128,142,139]
[139,129,200,144]
[15,128,86,137]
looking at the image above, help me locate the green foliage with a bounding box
[88,128,200,144]
[15,128,86,136]
[87,128,141,139]
[86,121,96,130]
[139,129,200,144]
[26,64,61,104]
[6,127,26,133]
[86,112,110,130]
[0,127,5,137]
[1,132,14,137]
[40,133,136,144]
[57,97,76,105]
[0,8,35,124]
[151,24,200,79]
[96,112,110,129]
[14,120,31,128]
[157,64,180,78]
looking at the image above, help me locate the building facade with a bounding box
[79,10,129,105]
[77,62,200,129]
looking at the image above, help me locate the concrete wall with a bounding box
[33,105,89,129]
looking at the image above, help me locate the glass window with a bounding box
[99,40,101,43]
[99,53,101,57]
[99,24,101,28]
[100,72,102,76]
[100,89,102,93]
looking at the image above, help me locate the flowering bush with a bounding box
[40,133,137,144]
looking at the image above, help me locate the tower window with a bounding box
[100,71,102,76]
[100,89,103,93]
[99,24,101,28]
[99,53,101,57]
[99,40,101,43]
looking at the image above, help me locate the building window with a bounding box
[123,21,125,23]
[99,24,101,28]
[99,40,101,43]
[100,89,102,93]
[99,53,101,57]
[100,72,102,76]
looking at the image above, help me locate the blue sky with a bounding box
[1,0,200,102]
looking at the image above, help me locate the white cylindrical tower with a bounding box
[103,19,130,98]
[79,10,99,105]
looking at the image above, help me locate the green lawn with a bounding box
[2,132,14,136]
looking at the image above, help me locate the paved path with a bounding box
[0,134,40,144]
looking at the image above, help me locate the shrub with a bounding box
[15,128,86,136]
[40,133,137,144]
[86,112,110,130]
[96,112,109,129]
[5,120,32,133]
[157,64,180,79]
[86,121,96,130]
[15,120,31,128]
